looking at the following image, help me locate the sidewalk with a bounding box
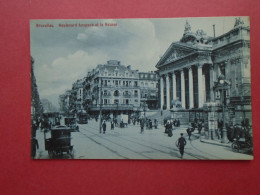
[200,137,231,148]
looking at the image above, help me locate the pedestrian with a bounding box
[31,120,39,159]
[111,120,114,130]
[114,118,118,127]
[177,119,180,127]
[197,120,203,134]
[149,119,152,129]
[167,121,173,137]
[154,119,158,129]
[31,137,39,159]
[177,133,186,158]
[165,120,170,133]
[173,119,177,127]
[31,120,37,138]
[120,120,124,128]
[186,128,192,140]
[218,119,223,138]
[140,118,144,134]
[102,120,106,134]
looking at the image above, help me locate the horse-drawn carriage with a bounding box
[226,121,253,154]
[44,126,74,159]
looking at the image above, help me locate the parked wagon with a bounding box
[44,126,74,159]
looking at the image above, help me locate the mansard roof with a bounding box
[96,61,139,76]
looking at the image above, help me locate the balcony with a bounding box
[88,104,134,111]
[123,94,132,98]
[103,93,111,97]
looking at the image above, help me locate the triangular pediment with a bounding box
[156,43,196,68]
[164,48,190,63]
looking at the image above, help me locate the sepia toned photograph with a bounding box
[30,17,253,160]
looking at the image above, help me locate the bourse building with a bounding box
[156,18,251,123]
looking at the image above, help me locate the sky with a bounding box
[30,17,249,107]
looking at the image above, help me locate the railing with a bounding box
[88,104,134,110]
[123,94,132,98]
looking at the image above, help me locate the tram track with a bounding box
[78,125,154,159]
[78,123,203,159]
[188,134,222,160]
[87,123,226,160]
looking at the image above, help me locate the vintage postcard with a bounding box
[30,17,253,160]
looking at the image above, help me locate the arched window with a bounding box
[114,90,120,96]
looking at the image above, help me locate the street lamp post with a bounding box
[219,79,227,143]
[116,102,119,125]
[143,101,146,118]
[99,78,103,134]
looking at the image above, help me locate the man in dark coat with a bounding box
[154,119,158,129]
[111,120,114,130]
[186,128,192,140]
[177,133,186,158]
[31,138,39,159]
[140,118,145,134]
[102,121,106,134]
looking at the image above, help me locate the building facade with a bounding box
[139,71,159,109]
[60,60,159,119]
[87,60,142,118]
[156,18,251,119]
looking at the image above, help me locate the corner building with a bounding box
[156,19,251,117]
[86,60,159,119]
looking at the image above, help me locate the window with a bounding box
[114,90,120,96]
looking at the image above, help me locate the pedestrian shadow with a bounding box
[169,150,181,159]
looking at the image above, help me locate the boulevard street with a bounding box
[35,120,253,160]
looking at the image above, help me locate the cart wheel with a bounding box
[69,148,74,159]
[231,142,240,153]
[48,150,54,159]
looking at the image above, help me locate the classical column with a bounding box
[160,76,164,110]
[209,64,215,102]
[197,64,204,108]
[172,72,176,101]
[166,74,170,109]
[188,67,194,108]
[180,69,185,108]
[202,74,206,103]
